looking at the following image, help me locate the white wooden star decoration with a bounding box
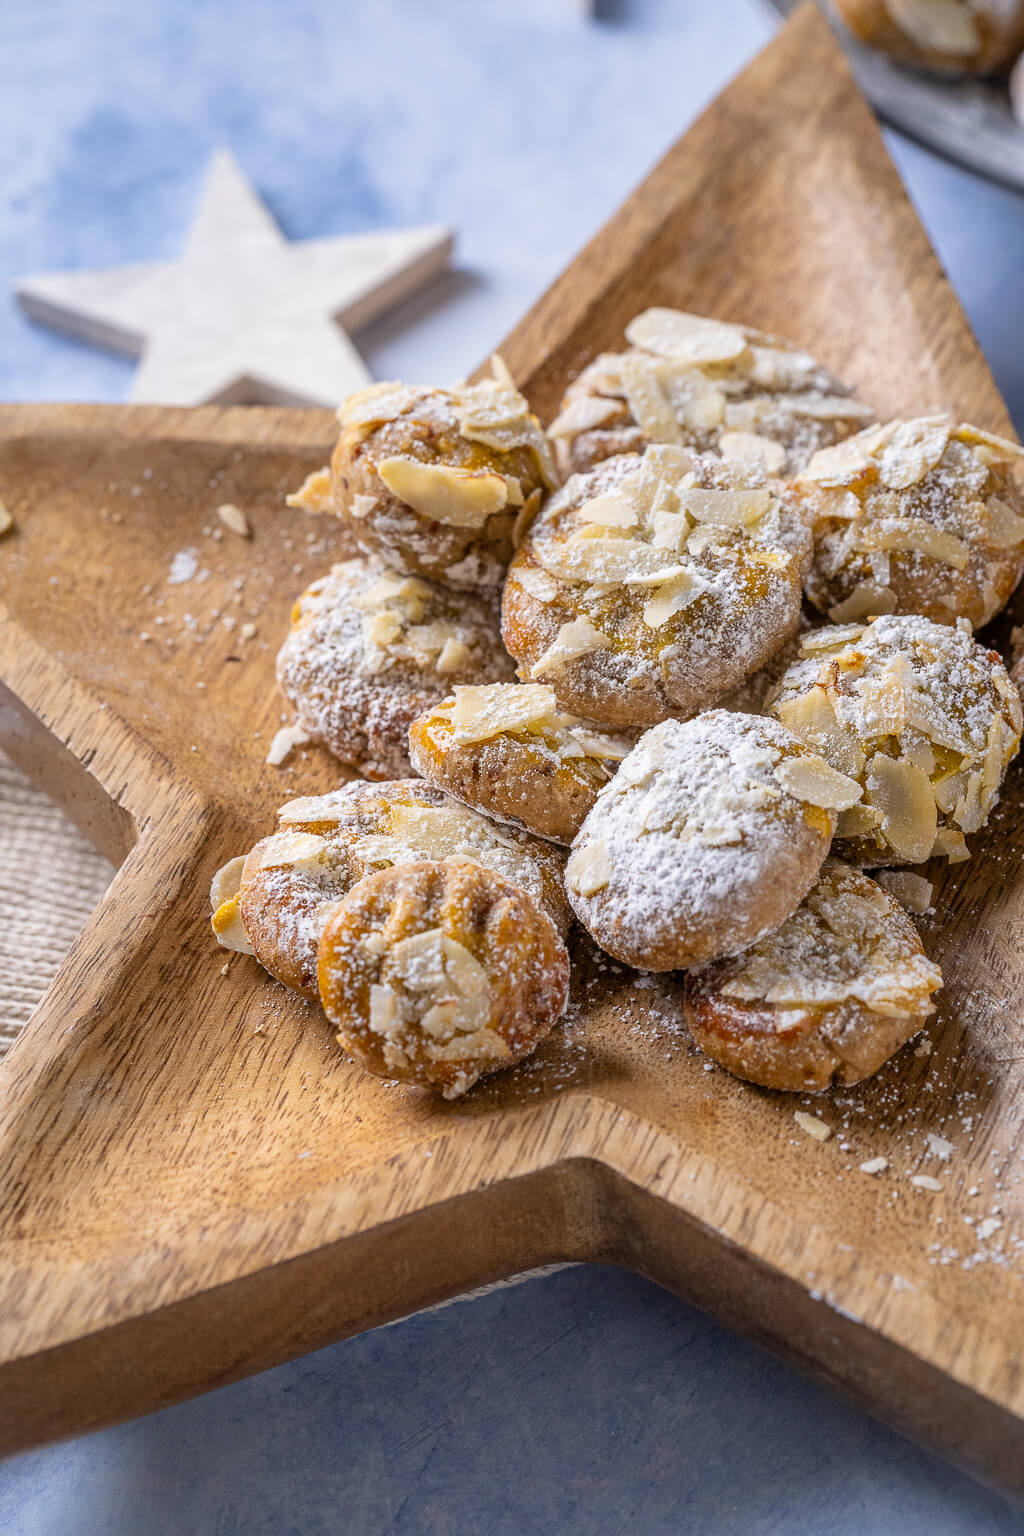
[14,149,453,408]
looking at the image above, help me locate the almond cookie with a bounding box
[768,614,1022,866]
[324,359,558,590]
[547,308,873,480]
[408,683,634,845]
[318,860,570,1098]
[277,557,515,779]
[796,418,1024,628]
[834,0,1024,76]
[230,779,570,1000]
[684,860,943,1092]
[565,712,862,971]
[502,445,811,727]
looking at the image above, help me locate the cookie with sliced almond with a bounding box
[684,859,943,1092]
[324,359,558,591]
[547,307,872,480]
[768,613,1022,867]
[318,860,570,1098]
[277,556,514,779]
[796,417,1024,629]
[565,711,862,971]
[221,779,571,1002]
[502,444,812,728]
[834,0,1024,77]
[408,682,634,846]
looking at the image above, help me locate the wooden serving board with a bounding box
[3,4,1024,1491]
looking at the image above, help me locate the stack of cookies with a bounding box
[212,311,1024,1099]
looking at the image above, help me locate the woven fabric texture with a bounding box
[0,752,114,1056]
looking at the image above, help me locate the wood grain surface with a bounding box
[3,3,1024,1492]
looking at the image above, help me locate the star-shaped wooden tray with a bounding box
[2,4,1023,1493]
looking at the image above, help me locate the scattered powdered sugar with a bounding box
[168,547,200,584]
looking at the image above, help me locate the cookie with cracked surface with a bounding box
[276,557,514,779]
[684,860,943,1092]
[768,613,1022,867]
[318,860,570,1098]
[547,307,872,480]
[795,418,1024,629]
[565,711,862,971]
[228,779,570,1001]
[326,359,558,590]
[408,683,634,846]
[502,444,811,727]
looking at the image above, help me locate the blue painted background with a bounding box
[3,1,1024,1531]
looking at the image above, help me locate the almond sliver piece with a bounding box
[625,308,748,366]
[377,457,509,528]
[547,394,623,439]
[530,617,614,678]
[448,683,559,744]
[887,0,979,54]
[567,839,612,896]
[774,755,863,811]
[865,754,937,863]
[876,416,950,490]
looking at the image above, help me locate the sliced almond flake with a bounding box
[794,1111,832,1142]
[718,431,786,474]
[530,617,614,677]
[436,637,473,674]
[368,983,400,1037]
[513,565,560,604]
[860,1157,889,1175]
[364,609,404,649]
[650,508,690,551]
[954,423,1024,464]
[426,1026,509,1063]
[388,927,448,990]
[797,423,894,485]
[258,831,327,871]
[625,307,748,366]
[502,475,525,507]
[578,490,638,529]
[782,394,874,422]
[910,1174,944,1193]
[828,583,898,624]
[350,492,378,520]
[874,870,933,914]
[836,803,883,839]
[210,855,247,913]
[265,724,311,766]
[887,0,978,54]
[286,467,333,515]
[617,353,683,445]
[661,367,727,431]
[448,683,559,744]
[985,495,1024,549]
[867,523,970,571]
[865,753,937,863]
[926,1132,955,1161]
[774,755,862,811]
[540,534,680,586]
[566,725,633,761]
[377,457,509,529]
[877,416,950,490]
[643,569,712,629]
[441,933,490,999]
[931,826,970,862]
[211,893,254,955]
[775,689,867,778]
[682,487,771,527]
[566,839,612,896]
[338,381,420,428]
[216,502,250,537]
[512,487,543,549]
[547,394,622,439]
[800,624,867,653]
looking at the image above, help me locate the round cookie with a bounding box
[768,613,1023,866]
[408,683,634,846]
[277,556,515,779]
[318,860,570,1098]
[834,0,1024,76]
[236,779,571,1001]
[795,417,1024,628]
[565,712,863,971]
[328,359,558,590]
[502,444,812,728]
[684,860,943,1092]
[547,307,873,480]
